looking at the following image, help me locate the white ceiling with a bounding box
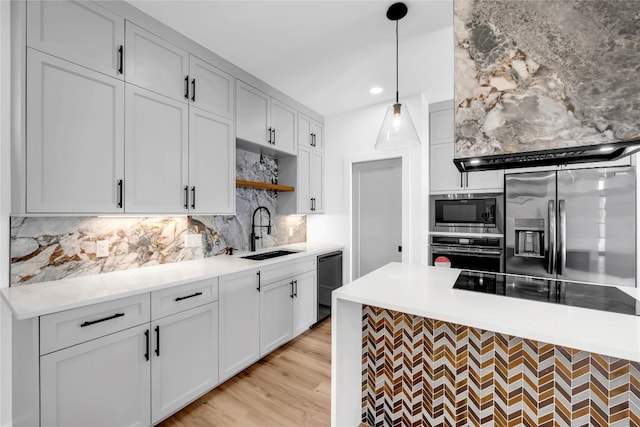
[127,0,453,117]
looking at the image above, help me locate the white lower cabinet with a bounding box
[151,302,219,424]
[40,323,151,427]
[292,270,317,337]
[260,278,294,356]
[218,269,261,381]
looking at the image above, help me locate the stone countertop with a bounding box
[333,263,640,362]
[2,242,343,320]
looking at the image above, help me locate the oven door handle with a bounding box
[433,248,502,257]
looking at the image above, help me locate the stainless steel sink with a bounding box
[241,250,298,261]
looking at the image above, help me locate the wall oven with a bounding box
[430,193,503,234]
[430,235,503,273]
[429,193,504,272]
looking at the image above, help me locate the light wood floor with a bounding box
[158,318,332,427]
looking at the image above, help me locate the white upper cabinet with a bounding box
[298,113,324,151]
[188,55,234,119]
[26,49,125,213]
[236,80,297,155]
[125,22,189,102]
[188,107,235,214]
[309,150,324,213]
[429,100,503,194]
[27,0,124,79]
[125,85,189,214]
[270,98,297,154]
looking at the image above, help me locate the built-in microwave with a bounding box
[429,193,503,234]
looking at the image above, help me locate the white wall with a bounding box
[307,26,454,283]
[0,0,11,425]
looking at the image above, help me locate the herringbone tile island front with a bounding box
[361,305,640,426]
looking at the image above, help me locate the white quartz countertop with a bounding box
[334,263,640,362]
[2,242,343,320]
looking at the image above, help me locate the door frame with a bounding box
[347,151,414,282]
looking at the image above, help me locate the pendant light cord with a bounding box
[395,19,399,104]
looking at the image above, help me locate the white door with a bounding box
[292,270,317,337]
[259,278,294,356]
[466,169,504,192]
[297,148,312,213]
[189,107,235,214]
[189,55,234,119]
[236,80,269,146]
[270,98,296,154]
[310,151,324,213]
[298,114,313,150]
[218,270,260,381]
[125,22,189,102]
[26,49,124,213]
[125,85,188,214]
[40,324,150,427]
[27,0,124,78]
[151,303,218,424]
[352,158,402,279]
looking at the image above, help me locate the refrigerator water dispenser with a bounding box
[514,218,545,258]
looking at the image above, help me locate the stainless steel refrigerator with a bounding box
[505,166,636,287]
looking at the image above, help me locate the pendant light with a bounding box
[375,2,420,150]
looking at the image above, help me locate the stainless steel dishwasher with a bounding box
[317,251,343,324]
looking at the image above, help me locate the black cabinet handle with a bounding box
[311,133,315,147]
[184,186,189,209]
[155,325,160,357]
[118,45,123,74]
[117,179,123,208]
[80,312,124,327]
[184,76,189,100]
[175,291,203,302]
[191,78,196,102]
[191,186,196,210]
[144,329,149,361]
[290,280,294,299]
[257,271,261,292]
[272,128,276,144]
[267,127,272,144]
[294,279,298,297]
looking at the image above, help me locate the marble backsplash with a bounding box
[454,0,640,158]
[10,149,306,286]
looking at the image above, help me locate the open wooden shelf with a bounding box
[235,179,295,192]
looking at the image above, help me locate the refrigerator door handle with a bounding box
[547,200,556,275]
[557,199,566,275]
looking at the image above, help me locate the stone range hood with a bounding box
[453,0,640,172]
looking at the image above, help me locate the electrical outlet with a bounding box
[96,240,109,258]
[184,233,202,248]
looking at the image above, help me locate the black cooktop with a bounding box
[453,270,640,316]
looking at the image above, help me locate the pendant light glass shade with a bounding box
[374,102,420,150]
[375,2,420,151]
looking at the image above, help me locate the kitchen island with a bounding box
[331,263,640,426]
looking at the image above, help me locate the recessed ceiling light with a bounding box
[369,87,383,95]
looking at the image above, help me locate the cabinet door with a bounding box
[236,80,269,146]
[292,270,317,337]
[297,148,312,213]
[125,85,188,213]
[151,303,218,424]
[298,113,313,150]
[311,121,324,151]
[259,278,294,356]
[270,98,296,154]
[218,270,260,381]
[466,169,504,192]
[189,55,234,119]
[26,49,124,213]
[430,106,454,145]
[27,0,124,78]
[310,151,324,213]
[189,107,235,214]
[40,324,150,427]
[125,22,189,102]
[430,142,463,193]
